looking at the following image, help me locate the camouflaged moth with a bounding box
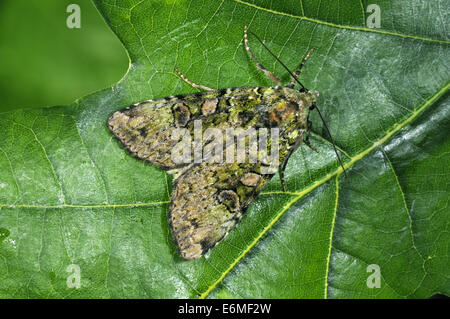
[108,26,344,260]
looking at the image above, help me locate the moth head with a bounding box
[282,87,319,126]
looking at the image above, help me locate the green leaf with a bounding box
[0,0,448,298]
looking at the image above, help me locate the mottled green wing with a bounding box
[169,162,272,260]
[108,95,196,170]
[107,87,270,171]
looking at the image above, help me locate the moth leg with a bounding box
[175,69,213,91]
[304,139,319,153]
[278,127,309,192]
[304,120,319,153]
[289,48,314,88]
[244,26,283,87]
[279,147,295,192]
[279,165,287,192]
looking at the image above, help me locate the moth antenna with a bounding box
[313,104,347,176]
[290,48,314,87]
[246,27,306,91]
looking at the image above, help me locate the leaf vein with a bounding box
[233,0,450,44]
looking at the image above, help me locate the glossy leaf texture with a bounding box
[0,0,448,298]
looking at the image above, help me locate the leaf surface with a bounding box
[0,0,448,298]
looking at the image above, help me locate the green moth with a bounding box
[108,26,344,260]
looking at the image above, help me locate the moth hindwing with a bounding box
[108,26,321,260]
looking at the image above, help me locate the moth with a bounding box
[108,26,344,260]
